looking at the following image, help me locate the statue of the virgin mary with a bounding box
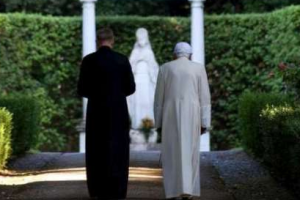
[127,28,159,129]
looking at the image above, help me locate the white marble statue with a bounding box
[127,28,159,129]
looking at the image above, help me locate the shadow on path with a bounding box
[0,150,296,200]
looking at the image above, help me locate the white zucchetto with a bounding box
[173,42,193,58]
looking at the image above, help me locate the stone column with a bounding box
[189,0,210,152]
[79,0,97,153]
[190,0,205,64]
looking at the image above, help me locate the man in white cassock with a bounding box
[154,42,211,200]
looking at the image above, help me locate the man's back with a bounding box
[77,46,135,101]
[161,57,203,104]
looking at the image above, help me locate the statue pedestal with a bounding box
[130,143,161,151]
[76,119,86,153]
[130,129,159,151]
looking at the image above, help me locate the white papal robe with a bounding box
[154,57,211,198]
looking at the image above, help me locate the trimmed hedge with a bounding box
[239,92,294,156]
[260,105,300,196]
[0,95,41,155]
[239,92,300,197]
[1,6,300,150]
[0,108,12,170]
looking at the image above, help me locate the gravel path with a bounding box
[210,150,296,200]
[0,150,296,200]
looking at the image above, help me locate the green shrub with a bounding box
[239,92,300,197]
[260,105,300,162]
[1,6,300,150]
[0,95,41,155]
[0,108,12,170]
[260,105,300,195]
[239,92,293,156]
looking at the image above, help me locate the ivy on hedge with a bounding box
[0,6,300,150]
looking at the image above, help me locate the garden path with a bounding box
[0,150,296,200]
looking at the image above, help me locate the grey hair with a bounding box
[173,42,192,58]
[174,52,191,58]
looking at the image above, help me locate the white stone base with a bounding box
[79,131,210,152]
[79,132,86,153]
[130,143,161,151]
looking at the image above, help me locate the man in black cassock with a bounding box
[77,28,135,200]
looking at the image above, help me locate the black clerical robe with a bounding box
[77,46,135,199]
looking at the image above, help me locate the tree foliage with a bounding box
[0,0,300,16]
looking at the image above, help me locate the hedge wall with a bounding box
[1,6,300,151]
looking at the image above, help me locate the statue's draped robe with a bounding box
[154,57,211,198]
[77,46,135,199]
[127,45,159,129]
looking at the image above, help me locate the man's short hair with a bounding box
[97,28,114,42]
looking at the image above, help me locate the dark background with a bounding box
[0,0,300,16]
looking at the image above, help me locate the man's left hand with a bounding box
[201,127,207,134]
